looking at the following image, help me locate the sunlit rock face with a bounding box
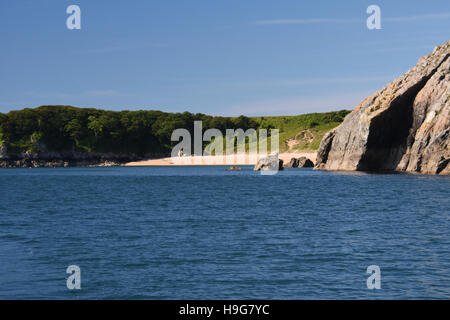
[315,40,450,175]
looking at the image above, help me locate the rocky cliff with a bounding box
[315,40,450,174]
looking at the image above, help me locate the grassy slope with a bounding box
[251,110,351,153]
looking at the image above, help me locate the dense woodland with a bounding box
[0,106,350,156]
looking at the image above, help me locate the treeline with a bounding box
[0,106,350,156]
[0,106,259,156]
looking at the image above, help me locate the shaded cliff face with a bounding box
[316,40,450,174]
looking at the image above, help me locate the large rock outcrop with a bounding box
[315,40,450,174]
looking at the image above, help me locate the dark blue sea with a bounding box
[0,166,449,299]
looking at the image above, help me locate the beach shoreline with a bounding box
[124,152,317,166]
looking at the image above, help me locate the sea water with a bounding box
[0,166,448,299]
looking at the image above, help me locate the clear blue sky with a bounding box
[1,0,449,116]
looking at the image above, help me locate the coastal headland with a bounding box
[0,107,346,168]
[315,40,449,175]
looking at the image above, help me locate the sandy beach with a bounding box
[124,152,317,166]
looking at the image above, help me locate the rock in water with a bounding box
[298,157,314,168]
[315,40,450,175]
[285,157,314,168]
[254,154,283,171]
[285,157,299,168]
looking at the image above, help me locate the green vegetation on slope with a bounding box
[0,106,350,156]
[252,110,350,152]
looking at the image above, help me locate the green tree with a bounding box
[87,115,104,137]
